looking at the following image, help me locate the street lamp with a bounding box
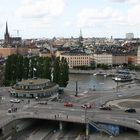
[116,81,119,93]
[75,80,78,96]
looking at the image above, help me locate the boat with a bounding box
[114,74,133,82]
[112,69,133,82]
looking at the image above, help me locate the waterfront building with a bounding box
[9,78,59,98]
[60,51,91,68]
[94,52,112,65]
[112,55,128,65]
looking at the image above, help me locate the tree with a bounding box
[58,57,69,87]
[53,57,60,83]
[42,57,51,80]
[22,57,29,79]
[4,55,69,87]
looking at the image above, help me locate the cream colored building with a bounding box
[94,53,112,65]
[60,53,91,68]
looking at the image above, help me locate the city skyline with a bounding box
[0,0,140,39]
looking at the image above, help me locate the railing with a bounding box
[0,111,140,132]
[89,120,115,136]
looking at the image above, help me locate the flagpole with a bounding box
[33,68,36,79]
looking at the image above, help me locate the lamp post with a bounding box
[116,81,119,93]
[75,80,78,96]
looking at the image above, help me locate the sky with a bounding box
[0,0,140,39]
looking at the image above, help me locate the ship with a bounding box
[112,69,133,82]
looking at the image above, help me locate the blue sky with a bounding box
[0,0,140,39]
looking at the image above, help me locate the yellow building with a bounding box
[60,52,91,68]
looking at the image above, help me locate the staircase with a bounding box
[89,121,118,136]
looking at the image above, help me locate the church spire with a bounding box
[80,28,82,38]
[6,21,8,34]
[4,21,11,46]
[79,28,83,48]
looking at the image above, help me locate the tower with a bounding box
[4,22,11,46]
[79,29,83,48]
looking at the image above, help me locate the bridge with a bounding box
[0,102,140,138]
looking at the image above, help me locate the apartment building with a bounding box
[94,53,112,65]
[60,52,91,68]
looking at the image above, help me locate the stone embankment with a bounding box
[69,69,140,80]
[69,69,115,76]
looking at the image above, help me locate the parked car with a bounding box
[125,108,136,113]
[99,106,111,110]
[81,104,92,109]
[10,99,20,103]
[64,102,73,107]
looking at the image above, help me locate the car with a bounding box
[125,108,136,113]
[10,99,20,103]
[99,106,111,110]
[81,104,92,109]
[38,101,47,105]
[64,102,73,107]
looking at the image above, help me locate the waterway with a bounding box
[67,74,132,91]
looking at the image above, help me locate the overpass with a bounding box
[0,105,140,138]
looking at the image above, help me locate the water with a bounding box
[67,74,121,91]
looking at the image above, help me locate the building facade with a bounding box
[0,48,28,57]
[137,46,140,64]
[112,55,128,65]
[60,52,91,68]
[94,53,112,65]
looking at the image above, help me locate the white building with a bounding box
[126,33,134,40]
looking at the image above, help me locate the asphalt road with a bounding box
[0,84,140,139]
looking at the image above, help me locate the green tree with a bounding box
[53,57,60,83]
[4,55,69,87]
[42,57,51,80]
[58,57,69,87]
[22,57,29,79]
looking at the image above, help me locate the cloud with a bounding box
[76,7,124,28]
[107,0,140,5]
[127,4,140,25]
[15,0,65,18]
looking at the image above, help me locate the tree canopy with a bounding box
[4,54,69,87]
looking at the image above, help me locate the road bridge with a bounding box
[0,105,140,138]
